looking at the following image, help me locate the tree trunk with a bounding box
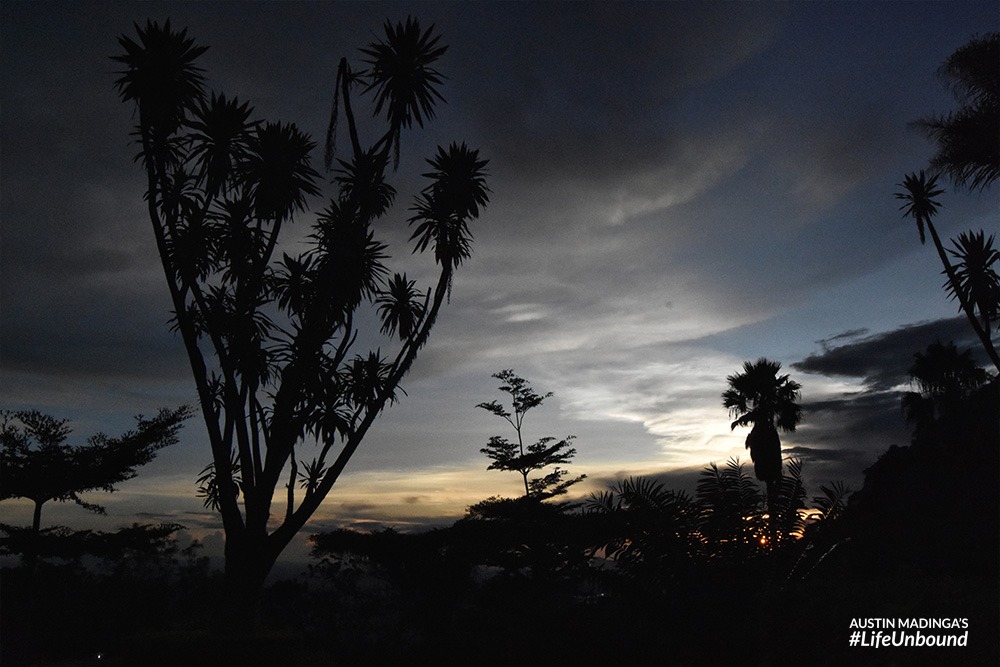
[746,423,782,486]
[219,537,275,636]
[764,481,779,517]
[24,499,44,571]
[31,499,43,535]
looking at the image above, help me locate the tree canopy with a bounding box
[721,358,801,508]
[915,32,999,191]
[113,18,490,601]
[476,370,585,501]
[0,407,189,531]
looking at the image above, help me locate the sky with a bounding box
[1,1,997,560]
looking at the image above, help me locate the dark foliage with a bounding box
[476,370,585,499]
[113,18,490,602]
[0,407,189,532]
[914,32,999,191]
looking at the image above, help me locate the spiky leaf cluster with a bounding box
[2,408,189,523]
[946,230,1000,332]
[895,170,945,245]
[722,358,802,433]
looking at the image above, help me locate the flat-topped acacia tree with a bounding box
[0,408,188,550]
[113,18,489,608]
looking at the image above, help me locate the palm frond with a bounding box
[375,273,426,339]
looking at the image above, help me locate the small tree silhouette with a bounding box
[113,18,490,612]
[0,408,189,563]
[476,370,585,500]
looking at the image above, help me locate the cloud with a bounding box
[457,2,780,183]
[793,317,983,390]
[816,328,870,351]
[3,0,996,536]
[784,390,914,488]
[783,318,996,483]
[783,446,866,464]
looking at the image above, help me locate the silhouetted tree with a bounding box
[895,172,1000,370]
[947,231,1000,336]
[901,341,989,429]
[914,32,999,191]
[0,408,189,536]
[113,18,490,614]
[721,359,801,510]
[477,370,584,500]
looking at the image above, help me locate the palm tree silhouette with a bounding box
[896,171,1000,371]
[914,32,999,191]
[362,17,448,168]
[721,359,802,511]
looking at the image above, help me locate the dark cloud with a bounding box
[456,2,781,184]
[784,446,865,464]
[793,317,982,390]
[816,328,870,350]
[787,390,912,486]
[0,282,188,380]
[586,464,706,499]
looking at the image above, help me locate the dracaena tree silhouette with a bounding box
[113,18,489,615]
[947,231,1000,338]
[895,172,1000,371]
[914,32,999,192]
[721,358,801,511]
